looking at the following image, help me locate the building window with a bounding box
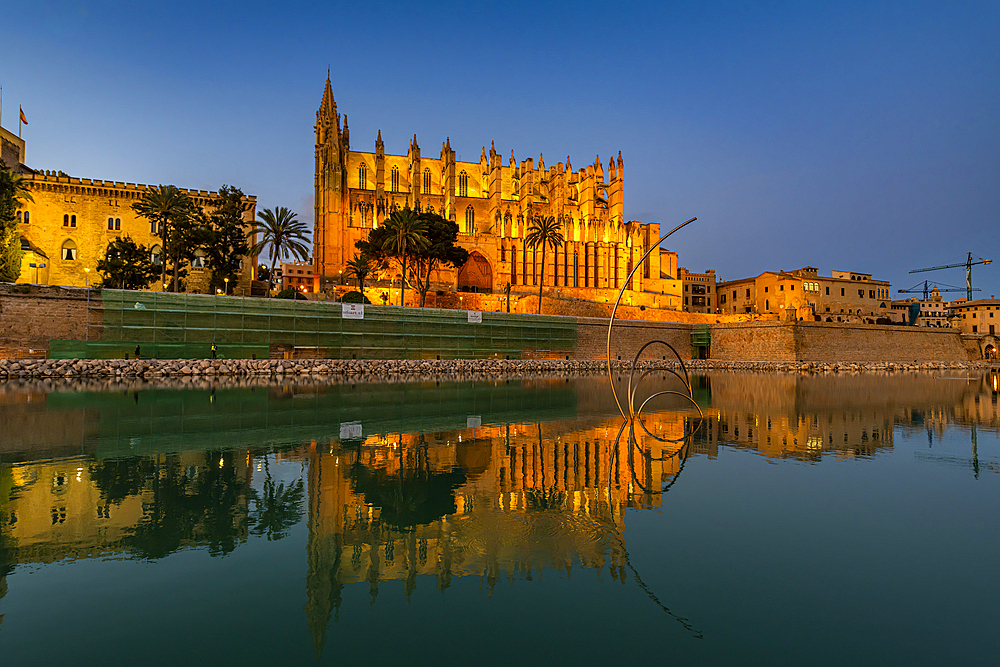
[16,211,21,223]
[150,219,159,235]
[191,250,206,268]
[826,286,830,295]
[24,211,29,224]
[841,288,845,296]
[458,171,468,197]
[71,215,76,228]
[151,245,163,266]
[63,214,70,227]
[359,163,368,189]
[391,165,400,193]
[972,325,977,333]
[745,288,750,298]
[61,239,77,261]
[764,286,768,293]
[780,285,784,291]
[790,284,794,291]
[423,168,431,195]
[465,205,475,234]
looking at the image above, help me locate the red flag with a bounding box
[19,107,27,125]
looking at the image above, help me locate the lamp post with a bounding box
[224,277,230,296]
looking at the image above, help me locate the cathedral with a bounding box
[313,78,682,309]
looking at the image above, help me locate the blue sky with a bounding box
[4,1,998,296]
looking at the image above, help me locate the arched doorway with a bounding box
[457,252,493,293]
[985,344,996,360]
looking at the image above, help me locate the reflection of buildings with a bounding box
[302,412,691,654]
[704,371,1000,460]
[0,449,252,602]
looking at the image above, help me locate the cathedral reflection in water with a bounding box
[1,370,998,649]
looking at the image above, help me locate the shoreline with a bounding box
[1,357,997,384]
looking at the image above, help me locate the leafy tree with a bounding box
[340,290,370,304]
[343,252,378,293]
[524,214,564,314]
[131,185,197,292]
[96,235,160,289]
[248,207,311,295]
[198,185,252,294]
[275,287,307,300]
[0,161,32,282]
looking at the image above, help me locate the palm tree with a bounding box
[248,207,311,295]
[523,214,564,314]
[344,252,377,294]
[381,207,428,307]
[10,170,34,206]
[131,185,195,291]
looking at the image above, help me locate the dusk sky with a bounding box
[4,1,998,297]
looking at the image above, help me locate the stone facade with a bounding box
[718,266,893,323]
[313,78,679,307]
[708,321,971,362]
[0,283,96,353]
[678,267,716,313]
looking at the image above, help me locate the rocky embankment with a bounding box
[1,357,997,383]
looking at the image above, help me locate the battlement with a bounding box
[25,170,256,202]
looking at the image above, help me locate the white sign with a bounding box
[342,303,364,319]
[467,310,482,323]
[467,416,482,428]
[340,421,362,439]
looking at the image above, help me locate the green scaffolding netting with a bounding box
[52,290,577,359]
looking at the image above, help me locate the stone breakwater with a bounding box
[1,357,997,382]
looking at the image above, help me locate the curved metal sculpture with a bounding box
[601,217,705,637]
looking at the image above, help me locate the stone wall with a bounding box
[709,321,972,362]
[709,322,796,361]
[574,316,692,361]
[0,283,97,353]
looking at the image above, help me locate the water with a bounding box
[1,371,998,666]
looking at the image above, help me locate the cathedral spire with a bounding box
[319,76,336,119]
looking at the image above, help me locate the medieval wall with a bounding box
[0,284,97,354]
[709,321,973,362]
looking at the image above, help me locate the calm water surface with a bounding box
[1,371,999,666]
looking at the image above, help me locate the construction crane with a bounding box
[910,252,992,300]
[896,280,980,300]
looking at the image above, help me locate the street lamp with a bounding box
[224,277,230,296]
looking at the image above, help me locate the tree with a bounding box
[523,214,564,314]
[96,235,160,289]
[358,212,466,307]
[377,207,427,307]
[406,213,468,307]
[199,185,252,294]
[0,161,32,282]
[131,185,197,292]
[343,252,378,293]
[248,207,311,295]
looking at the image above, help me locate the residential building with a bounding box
[281,261,316,293]
[948,297,1000,335]
[678,267,716,313]
[717,266,893,322]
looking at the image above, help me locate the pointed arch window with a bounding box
[391,165,400,193]
[150,245,163,266]
[423,168,432,195]
[61,239,77,261]
[359,163,368,190]
[465,205,475,234]
[458,171,468,197]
